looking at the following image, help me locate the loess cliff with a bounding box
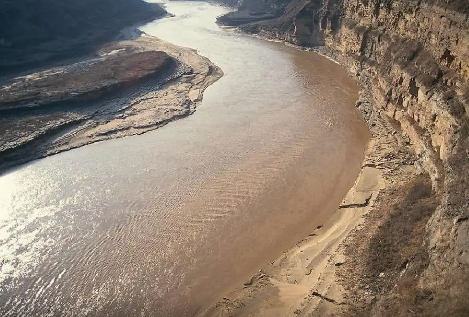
[219,0,469,315]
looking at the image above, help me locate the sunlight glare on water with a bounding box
[0,2,369,316]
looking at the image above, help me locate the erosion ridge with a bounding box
[214,0,469,315]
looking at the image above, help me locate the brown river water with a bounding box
[0,2,369,316]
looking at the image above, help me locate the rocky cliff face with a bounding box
[221,0,469,314]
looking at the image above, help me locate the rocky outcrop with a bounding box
[219,0,469,314]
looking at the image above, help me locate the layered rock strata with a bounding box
[219,0,469,314]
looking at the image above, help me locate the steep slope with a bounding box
[0,0,166,72]
[218,0,469,315]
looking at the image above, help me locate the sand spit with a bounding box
[0,28,223,173]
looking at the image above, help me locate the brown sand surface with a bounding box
[198,142,385,316]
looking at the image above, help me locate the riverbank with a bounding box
[0,28,223,174]
[204,0,469,315]
[198,85,434,316]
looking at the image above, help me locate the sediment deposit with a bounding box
[0,29,223,173]
[212,0,469,315]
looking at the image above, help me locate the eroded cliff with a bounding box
[219,0,469,315]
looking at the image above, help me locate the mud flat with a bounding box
[0,28,222,173]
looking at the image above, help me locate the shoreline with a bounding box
[0,6,374,314]
[0,28,223,175]
[199,82,424,315]
[3,2,465,314]
[200,0,469,311]
[199,21,434,317]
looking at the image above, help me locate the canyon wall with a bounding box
[222,0,469,314]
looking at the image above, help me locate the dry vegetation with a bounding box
[337,172,469,316]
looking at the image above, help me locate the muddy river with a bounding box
[0,2,369,316]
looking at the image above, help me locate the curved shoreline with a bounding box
[0,29,223,175]
[201,1,469,315]
[198,76,416,315]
